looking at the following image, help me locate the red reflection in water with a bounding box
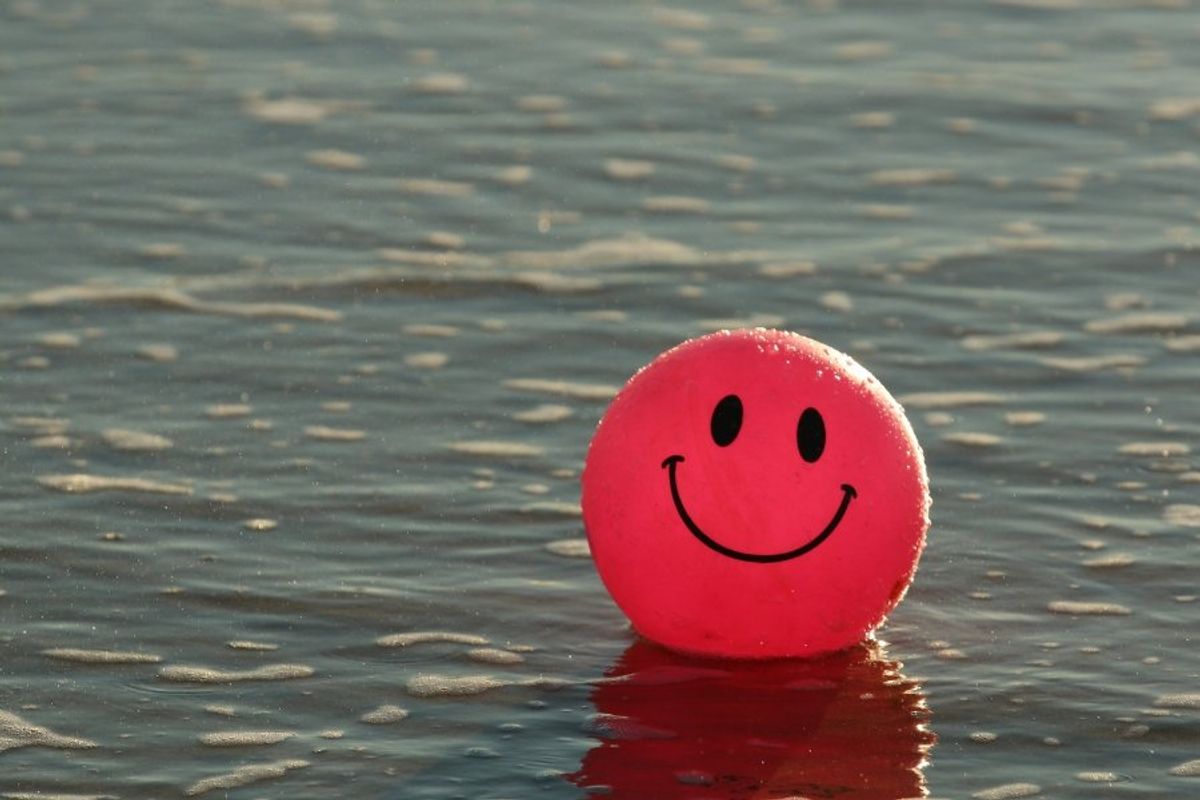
[569,639,935,799]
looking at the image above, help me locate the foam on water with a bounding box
[204,404,253,419]
[1119,441,1192,457]
[642,196,711,214]
[3,285,341,322]
[1161,503,1200,527]
[604,159,655,181]
[304,426,366,442]
[1084,312,1192,334]
[403,324,460,338]
[37,474,192,495]
[1040,354,1146,371]
[972,783,1042,800]
[422,231,464,251]
[820,291,855,312]
[512,404,573,423]
[359,705,409,724]
[1155,693,1200,709]
[405,675,506,698]
[227,640,278,651]
[857,203,915,220]
[868,168,957,187]
[36,332,82,349]
[135,343,179,362]
[305,149,365,171]
[0,710,96,754]
[466,648,525,666]
[184,760,309,796]
[1075,771,1125,783]
[101,428,173,452]
[544,539,591,558]
[1047,601,1132,616]
[404,352,449,369]
[502,235,707,270]
[447,441,545,457]
[851,111,895,129]
[520,501,582,517]
[409,73,469,95]
[159,664,315,683]
[1148,98,1200,121]
[397,178,474,196]
[198,730,295,747]
[943,432,1003,448]
[242,97,336,125]
[10,417,70,434]
[375,632,490,648]
[961,331,1065,351]
[1082,553,1134,569]
[1164,334,1200,352]
[42,649,162,664]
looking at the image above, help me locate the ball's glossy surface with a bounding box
[582,329,930,658]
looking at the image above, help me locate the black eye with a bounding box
[797,407,825,463]
[710,394,743,447]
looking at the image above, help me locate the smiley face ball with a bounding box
[581,328,930,659]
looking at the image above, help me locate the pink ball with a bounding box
[582,329,930,659]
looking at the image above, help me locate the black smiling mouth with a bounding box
[661,454,857,564]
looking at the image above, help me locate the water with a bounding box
[1,0,1198,796]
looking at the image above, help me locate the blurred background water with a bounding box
[1,0,1199,797]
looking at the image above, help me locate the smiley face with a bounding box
[662,395,857,564]
[581,328,930,659]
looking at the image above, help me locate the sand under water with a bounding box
[1,0,1199,797]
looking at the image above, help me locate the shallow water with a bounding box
[2,0,1199,797]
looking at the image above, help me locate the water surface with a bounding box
[2,0,1199,797]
